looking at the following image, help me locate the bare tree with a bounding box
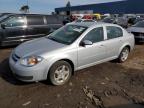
[20,5,29,13]
[66,1,71,15]
[66,1,71,7]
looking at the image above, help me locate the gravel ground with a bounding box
[0,45,144,108]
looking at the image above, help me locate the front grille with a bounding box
[12,53,20,62]
[131,32,144,36]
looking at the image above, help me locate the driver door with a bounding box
[77,27,107,69]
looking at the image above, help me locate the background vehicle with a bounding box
[101,17,116,23]
[75,19,96,23]
[9,22,135,86]
[134,17,144,24]
[0,14,64,46]
[127,20,144,43]
[92,13,101,20]
[0,13,12,23]
[115,17,128,28]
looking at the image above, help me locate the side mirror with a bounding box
[80,40,93,47]
[1,24,6,29]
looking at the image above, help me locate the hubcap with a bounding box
[121,49,129,62]
[54,65,70,84]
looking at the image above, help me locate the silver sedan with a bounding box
[9,22,135,85]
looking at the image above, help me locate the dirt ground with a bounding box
[0,45,144,108]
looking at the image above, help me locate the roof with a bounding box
[0,13,64,16]
[68,22,116,28]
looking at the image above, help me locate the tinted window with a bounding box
[106,26,123,39]
[0,15,9,22]
[84,27,104,43]
[2,16,25,27]
[27,15,44,25]
[46,16,61,24]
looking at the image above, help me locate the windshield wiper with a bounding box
[48,36,59,42]
[47,36,69,45]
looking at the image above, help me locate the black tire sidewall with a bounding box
[49,61,72,86]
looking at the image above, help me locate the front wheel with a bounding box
[49,61,72,86]
[118,47,129,63]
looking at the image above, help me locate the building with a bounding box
[55,0,144,15]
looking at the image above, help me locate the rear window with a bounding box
[46,16,61,24]
[27,15,44,25]
[106,26,123,39]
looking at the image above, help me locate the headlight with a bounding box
[20,55,43,67]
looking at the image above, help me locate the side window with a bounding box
[106,26,123,39]
[27,16,44,25]
[3,16,25,27]
[83,27,104,43]
[46,16,61,24]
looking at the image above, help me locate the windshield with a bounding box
[133,21,144,27]
[0,15,9,22]
[47,25,87,45]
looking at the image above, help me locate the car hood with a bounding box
[127,26,144,33]
[14,37,66,58]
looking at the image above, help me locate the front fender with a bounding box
[43,54,76,79]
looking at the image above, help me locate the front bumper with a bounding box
[135,35,144,42]
[9,54,49,82]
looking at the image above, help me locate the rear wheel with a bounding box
[118,47,129,63]
[49,61,72,86]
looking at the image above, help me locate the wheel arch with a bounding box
[58,59,75,75]
[119,43,131,55]
[45,58,75,79]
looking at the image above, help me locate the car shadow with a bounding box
[0,58,52,86]
[135,41,144,45]
[0,58,31,85]
[0,45,17,49]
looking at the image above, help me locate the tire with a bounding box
[118,47,129,63]
[49,61,72,86]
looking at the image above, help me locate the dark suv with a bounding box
[0,14,64,46]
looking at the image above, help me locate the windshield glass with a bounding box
[0,15,9,22]
[133,21,144,27]
[47,25,87,45]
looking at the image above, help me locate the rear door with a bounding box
[104,26,124,58]
[25,15,48,39]
[1,15,26,45]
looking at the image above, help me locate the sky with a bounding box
[0,0,124,14]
